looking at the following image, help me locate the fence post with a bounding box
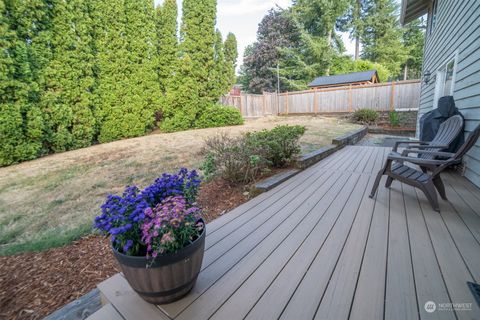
[285,91,289,115]
[348,85,353,112]
[389,81,395,111]
[314,89,318,114]
[240,94,245,116]
[262,92,266,116]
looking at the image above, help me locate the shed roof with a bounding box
[308,70,379,88]
[400,0,430,25]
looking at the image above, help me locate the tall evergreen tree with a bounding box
[91,0,130,142]
[402,18,425,80]
[210,30,225,98]
[0,0,46,165]
[40,0,96,152]
[161,54,204,132]
[360,0,407,77]
[337,0,368,60]
[180,0,217,102]
[223,32,238,88]
[155,0,178,93]
[292,0,350,74]
[93,0,160,143]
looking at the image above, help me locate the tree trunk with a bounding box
[355,0,361,60]
[326,29,332,76]
[355,35,360,60]
[403,63,408,80]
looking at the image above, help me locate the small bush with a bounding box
[200,125,306,184]
[389,111,400,127]
[246,125,305,167]
[196,104,244,129]
[352,108,379,125]
[201,133,269,184]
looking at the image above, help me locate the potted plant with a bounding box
[94,168,205,304]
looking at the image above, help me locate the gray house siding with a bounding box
[418,0,480,186]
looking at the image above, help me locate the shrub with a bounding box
[352,108,379,125]
[200,125,306,184]
[201,133,269,184]
[246,125,305,167]
[389,111,400,127]
[196,104,244,129]
[93,168,201,256]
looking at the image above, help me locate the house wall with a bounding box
[419,0,480,186]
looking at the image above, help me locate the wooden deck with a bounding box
[91,146,480,320]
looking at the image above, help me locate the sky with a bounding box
[155,0,356,70]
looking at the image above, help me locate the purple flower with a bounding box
[93,169,201,256]
[123,240,133,253]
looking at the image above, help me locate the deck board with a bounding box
[96,146,480,320]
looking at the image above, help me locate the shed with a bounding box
[308,70,379,90]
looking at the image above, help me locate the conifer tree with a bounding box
[91,0,130,142]
[93,0,159,142]
[180,0,217,102]
[161,54,204,132]
[209,30,228,98]
[360,0,407,77]
[40,0,96,152]
[124,0,160,132]
[223,32,238,88]
[156,0,178,93]
[0,0,45,165]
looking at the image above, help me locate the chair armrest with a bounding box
[393,140,429,152]
[387,153,453,166]
[401,144,448,151]
[400,149,456,158]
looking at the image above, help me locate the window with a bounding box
[429,0,438,35]
[433,53,458,109]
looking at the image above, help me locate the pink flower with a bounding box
[160,232,174,244]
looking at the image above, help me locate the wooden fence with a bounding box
[221,80,421,118]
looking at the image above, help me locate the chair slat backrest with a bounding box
[421,115,464,160]
[453,124,480,160]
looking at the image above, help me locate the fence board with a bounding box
[220,80,420,117]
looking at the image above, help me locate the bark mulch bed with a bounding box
[0,178,250,320]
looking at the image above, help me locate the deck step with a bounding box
[255,169,300,191]
[86,304,123,320]
[96,273,170,320]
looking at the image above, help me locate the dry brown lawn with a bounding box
[0,116,360,255]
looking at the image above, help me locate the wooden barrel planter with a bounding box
[112,223,205,304]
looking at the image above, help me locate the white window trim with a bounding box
[432,50,458,109]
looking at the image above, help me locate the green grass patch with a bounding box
[0,224,93,256]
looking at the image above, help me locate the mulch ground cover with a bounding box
[0,178,250,320]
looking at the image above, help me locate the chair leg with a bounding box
[422,182,440,212]
[385,176,394,188]
[433,176,447,200]
[370,160,392,198]
[370,169,385,198]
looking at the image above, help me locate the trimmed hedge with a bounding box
[196,104,244,129]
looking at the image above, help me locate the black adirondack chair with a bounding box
[369,124,480,212]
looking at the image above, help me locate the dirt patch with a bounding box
[0,178,249,320]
